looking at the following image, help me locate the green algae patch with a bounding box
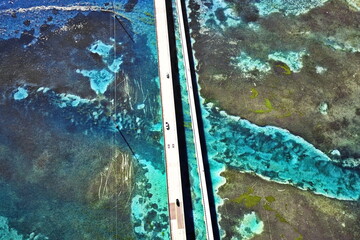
[253,109,272,114]
[276,64,292,75]
[265,195,276,203]
[264,98,273,109]
[276,213,289,223]
[139,17,155,25]
[218,170,359,239]
[295,234,304,240]
[144,12,153,17]
[250,88,259,98]
[251,98,274,114]
[138,12,155,26]
[184,121,192,129]
[232,188,262,208]
[276,111,293,118]
[263,203,275,211]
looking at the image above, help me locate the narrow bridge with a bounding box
[154,0,215,239]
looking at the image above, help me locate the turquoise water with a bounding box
[238,212,264,240]
[13,87,29,100]
[254,0,329,16]
[204,106,360,200]
[76,40,123,94]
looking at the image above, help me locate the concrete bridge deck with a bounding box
[154,0,215,239]
[154,0,186,239]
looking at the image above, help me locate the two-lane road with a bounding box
[154,0,186,239]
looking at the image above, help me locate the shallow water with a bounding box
[183,0,360,238]
[0,1,169,239]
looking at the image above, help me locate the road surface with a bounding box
[154,0,186,239]
[173,0,215,239]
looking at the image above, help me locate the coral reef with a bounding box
[186,0,360,238]
[188,0,360,167]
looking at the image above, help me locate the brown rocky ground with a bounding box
[218,169,360,240]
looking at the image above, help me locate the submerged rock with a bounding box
[318,102,328,115]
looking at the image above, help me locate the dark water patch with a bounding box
[19,29,35,45]
[0,63,164,238]
[5,85,162,165]
[52,8,59,15]
[215,8,227,22]
[23,19,31,26]
[0,105,136,239]
[227,0,259,23]
[39,23,51,33]
[0,11,136,99]
[124,0,139,12]
[0,83,165,239]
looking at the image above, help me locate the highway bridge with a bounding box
[154,0,216,239]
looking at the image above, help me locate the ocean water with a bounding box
[204,106,360,200]
[0,0,169,239]
[2,0,359,239]
[237,212,264,240]
[183,0,360,237]
[13,87,29,100]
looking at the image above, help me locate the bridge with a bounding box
[154,0,215,239]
